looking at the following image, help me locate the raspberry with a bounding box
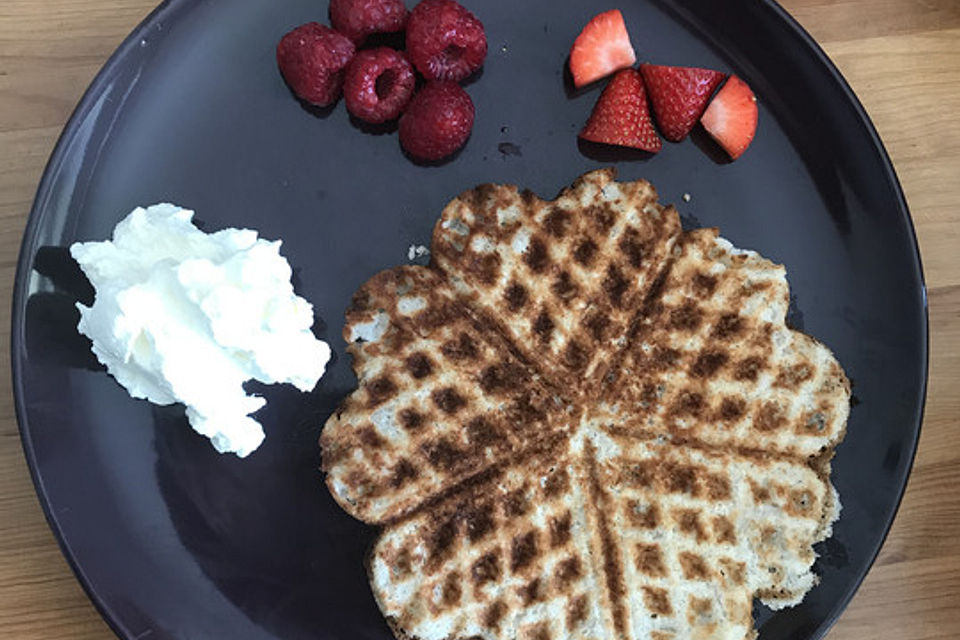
[329,0,408,45]
[406,0,487,82]
[344,48,416,124]
[276,23,356,107]
[399,82,475,161]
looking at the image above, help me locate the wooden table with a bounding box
[1,1,957,638]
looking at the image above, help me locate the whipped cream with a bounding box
[70,203,331,457]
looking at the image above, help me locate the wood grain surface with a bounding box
[1,1,958,638]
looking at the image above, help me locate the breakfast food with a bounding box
[405,0,487,82]
[71,204,331,457]
[579,68,662,152]
[701,76,759,160]
[276,22,356,106]
[640,63,726,142]
[344,47,416,123]
[569,9,637,88]
[277,0,484,159]
[569,11,758,159]
[399,81,475,161]
[329,0,409,44]
[321,170,849,639]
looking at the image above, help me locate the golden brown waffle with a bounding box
[431,170,681,393]
[370,430,836,640]
[321,169,850,640]
[321,267,571,525]
[609,228,849,460]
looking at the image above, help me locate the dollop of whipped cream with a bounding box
[70,203,331,457]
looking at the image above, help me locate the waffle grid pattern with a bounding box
[321,170,850,640]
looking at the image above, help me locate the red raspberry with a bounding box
[329,0,408,45]
[399,82,475,161]
[343,48,416,123]
[276,23,356,106]
[406,0,487,82]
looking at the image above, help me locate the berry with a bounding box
[569,9,636,88]
[399,82,475,161]
[276,22,356,106]
[640,63,726,142]
[406,0,487,82]
[579,68,661,152]
[344,48,416,123]
[700,75,758,160]
[329,0,408,45]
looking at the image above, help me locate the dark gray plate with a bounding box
[12,0,927,638]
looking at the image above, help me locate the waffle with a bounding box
[431,170,681,393]
[370,430,836,640]
[608,228,849,460]
[320,267,571,525]
[320,169,850,640]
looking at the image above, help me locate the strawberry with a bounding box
[579,68,661,152]
[640,63,725,142]
[700,75,758,159]
[569,9,636,88]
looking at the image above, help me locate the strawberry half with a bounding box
[640,63,725,142]
[701,75,758,159]
[569,9,636,88]
[579,68,662,152]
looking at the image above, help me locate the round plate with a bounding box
[12,0,927,638]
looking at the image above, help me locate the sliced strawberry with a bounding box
[701,75,758,159]
[640,63,725,142]
[569,9,636,88]
[579,68,661,152]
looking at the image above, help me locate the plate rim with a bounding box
[752,2,929,637]
[9,1,929,639]
[11,3,184,637]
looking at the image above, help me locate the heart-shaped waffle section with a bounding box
[321,169,849,640]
